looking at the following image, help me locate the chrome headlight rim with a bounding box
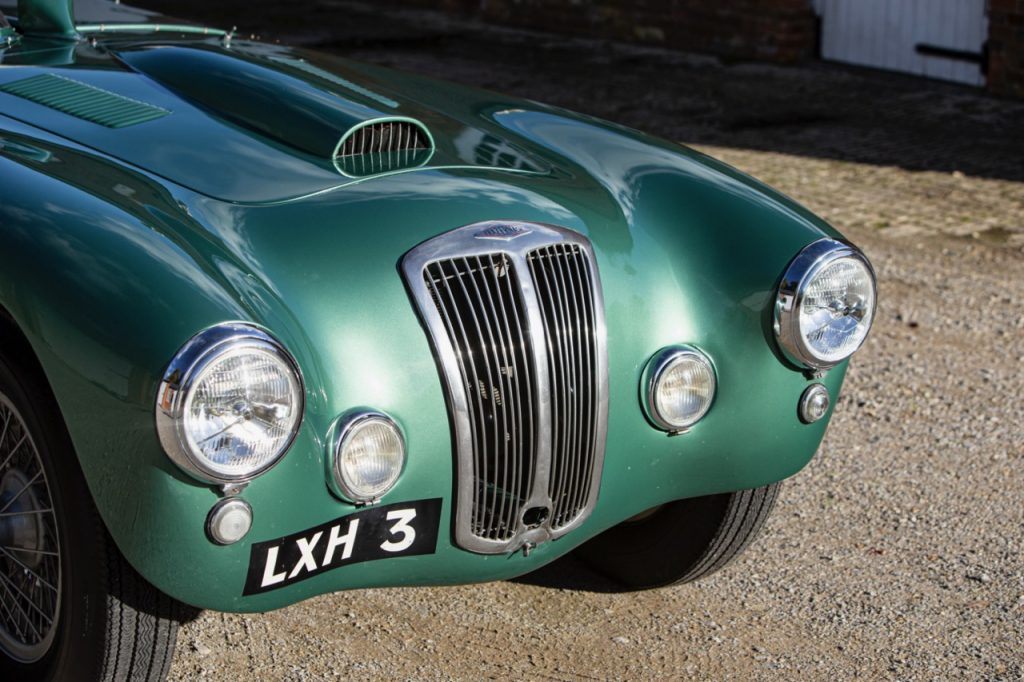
[156,322,305,485]
[774,238,877,371]
[641,345,717,433]
[329,410,406,505]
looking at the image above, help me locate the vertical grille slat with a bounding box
[568,247,599,521]
[425,256,535,541]
[559,248,580,524]
[483,254,524,539]
[498,255,537,518]
[449,258,501,538]
[529,244,601,530]
[485,254,528,538]
[472,256,507,537]
[563,247,582,523]
[428,262,489,534]
[460,256,509,539]
[531,247,570,525]
[550,245,578,527]
[407,222,607,553]
[528,249,565,524]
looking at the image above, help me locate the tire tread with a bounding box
[0,337,183,682]
[574,482,782,590]
[680,483,780,583]
[99,534,180,682]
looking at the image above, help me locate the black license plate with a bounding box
[243,498,442,595]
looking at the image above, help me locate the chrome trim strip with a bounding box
[773,238,877,371]
[402,221,608,554]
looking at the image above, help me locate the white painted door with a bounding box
[815,0,988,86]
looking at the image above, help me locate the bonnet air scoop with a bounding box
[117,45,433,171]
[334,118,433,177]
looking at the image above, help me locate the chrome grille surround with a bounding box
[402,222,608,554]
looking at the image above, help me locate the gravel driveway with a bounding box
[125,2,1024,678]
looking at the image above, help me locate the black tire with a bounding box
[575,483,781,589]
[0,347,184,681]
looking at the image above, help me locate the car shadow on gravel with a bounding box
[512,554,627,594]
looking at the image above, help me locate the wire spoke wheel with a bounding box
[0,392,61,664]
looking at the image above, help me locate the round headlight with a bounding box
[156,323,304,484]
[775,239,876,370]
[642,346,717,432]
[332,411,405,504]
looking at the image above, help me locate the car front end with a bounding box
[0,7,877,672]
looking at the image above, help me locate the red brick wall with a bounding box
[394,0,818,63]
[988,0,1024,97]
[390,1,1023,96]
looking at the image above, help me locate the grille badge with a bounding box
[474,223,532,241]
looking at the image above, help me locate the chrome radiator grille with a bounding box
[403,222,608,554]
[423,256,536,541]
[527,244,601,529]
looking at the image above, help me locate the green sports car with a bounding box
[0,0,877,679]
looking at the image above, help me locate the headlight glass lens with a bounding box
[183,346,302,479]
[157,324,304,484]
[645,348,716,431]
[798,256,875,364]
[776,239,877,370]
[335,415,405,502]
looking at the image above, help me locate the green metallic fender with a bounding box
[1,51,849,612]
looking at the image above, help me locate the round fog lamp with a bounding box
[333,412,405,503]
[206,498,253,545]
[799,383,831,423]
[642,346,717,432]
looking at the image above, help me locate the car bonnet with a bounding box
[0,35,553,204]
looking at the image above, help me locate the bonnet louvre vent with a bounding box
[0,74,169,128]
[334,119,433,177]
[337,120,431,157]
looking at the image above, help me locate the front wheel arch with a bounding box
[0,309,192,679]
[574,483,781,589]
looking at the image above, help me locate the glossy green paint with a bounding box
[0,37,550,202]
[16,0,76,39]
[119,45,405,159]
[0,28,853,613]
[1,72,170,126]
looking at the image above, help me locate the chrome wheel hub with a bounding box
[0,393,61,664]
